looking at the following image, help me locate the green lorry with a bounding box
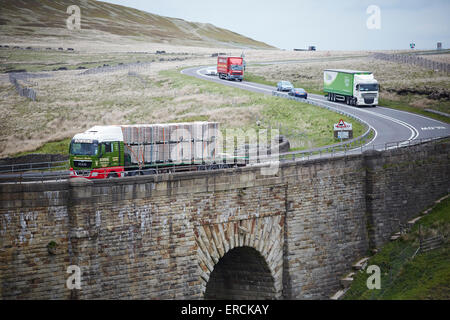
[323,69,379,107]
[69,122,249,179]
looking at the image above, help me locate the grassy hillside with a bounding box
[344,195,450,300]
[0,0,274,49]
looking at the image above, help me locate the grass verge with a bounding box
[379,98,450,124]
[344,195,450,300]
[13,138,72,157]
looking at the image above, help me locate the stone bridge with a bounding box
[0,140,449,299]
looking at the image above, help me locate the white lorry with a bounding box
[324,69,379,107]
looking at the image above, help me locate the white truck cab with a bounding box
[354,74,379,106]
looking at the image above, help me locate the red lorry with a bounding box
[217,56,244,81]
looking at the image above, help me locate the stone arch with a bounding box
[194,215,284,299]
[205,246,276,299]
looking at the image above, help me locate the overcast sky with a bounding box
[102,0,449,50]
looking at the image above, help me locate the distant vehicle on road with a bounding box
[324,69,379,107]
[205,67,217,76]
[277,81,294,92]
[288,88,308,99]
[217,56,244,81]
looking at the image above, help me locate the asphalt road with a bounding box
[181,66,450,149]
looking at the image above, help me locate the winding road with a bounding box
[182,66,450,150]
[2,64,449,183]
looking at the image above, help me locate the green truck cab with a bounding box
[69,126,125,179]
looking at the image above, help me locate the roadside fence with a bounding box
[372,52,450,73]
[8,73,37,101]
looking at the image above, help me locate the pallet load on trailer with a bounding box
[217,56,244,81]
[69,122,243,179]
[324,69,379,107]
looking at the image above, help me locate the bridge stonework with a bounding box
[0,140,449,300]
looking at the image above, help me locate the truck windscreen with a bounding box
[360,84,379,91]
[230,65,243,71]
[70,141,98,156]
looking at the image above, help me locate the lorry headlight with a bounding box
[91,172,98,177]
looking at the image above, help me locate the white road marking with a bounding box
[421,126,446,130]
[377,106,449,125]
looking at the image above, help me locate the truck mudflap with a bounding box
[70,167,125,179]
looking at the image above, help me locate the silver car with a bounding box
[277,81,294,92]
[205,67,217,76]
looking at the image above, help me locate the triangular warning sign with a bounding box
[337,119,346,127]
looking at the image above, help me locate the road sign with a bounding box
[334,119,352,131]
[337,131,349,139]
[334,119,353,140]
